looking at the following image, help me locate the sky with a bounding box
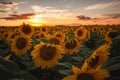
[0,0,120,26]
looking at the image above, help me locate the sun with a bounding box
[28,14,43,26]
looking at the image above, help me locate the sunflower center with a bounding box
[16,38,27,49]
[41,27,46,32]
[40,45,56,61]
[49,38,60,45]
[93,28,97,32]
[5,34,8,38]
[22,26,31,34]
[65,40,77,49]
[56,34,61,38]
[77,73,96,80]
[77,30,83,37]
[89,56,99,68]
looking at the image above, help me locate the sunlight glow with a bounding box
[28,14,43,26]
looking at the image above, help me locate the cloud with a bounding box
[0,10,7,13]
[76,15,91,20]
[0,7,11,13]
[31,5,67,13]
[102,13,120,19]
[0,2,18,7]
[85,1,120,10]
[0,13,35,20]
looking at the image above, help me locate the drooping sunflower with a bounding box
[54,31,65,40]
[83,44,111,69]
[18,23,34,36]
[64,39,81,54]
[11,35,32,56]
[75,27,87,40]
[63,65,110,80]
[47,35,63,45]
[31,42,64,69]
[104,31,118,42]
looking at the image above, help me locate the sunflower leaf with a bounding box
[0,56,21,73]
[57,62,72,69]
[102,56,120,69]
[58,70,72,76]
[106,63,120,71]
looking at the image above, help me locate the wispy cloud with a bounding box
[31,5,67,13]
[102,13,120,19]
[85,1,120,10]
[0,13,35,20]
[31,5,75,19]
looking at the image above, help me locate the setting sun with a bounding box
[28,14,43,26]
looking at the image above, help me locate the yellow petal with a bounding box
[4,54,11,60]
[72,65,81,74]
[63,75,76,80]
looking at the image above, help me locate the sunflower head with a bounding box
[39,45,56,61]
[64,39,80,54]
[54,31,65,39]
[47,36,63,45]
[106,31,118,40]
[65,40,77,49]
[77,73,96,80]
[31,42,64,69]
[63,65,110,80]
[19,23,34,36]
[16,37,27,49]
[11,35,32,56]
[40,26,48,33]
[88,55,99,68]
[75,27,87,40]
[86,44,110,69]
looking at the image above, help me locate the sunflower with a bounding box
[105,31,118,42]
[75,27,87,40]
[54,31,65,40]
[18,23,34,36]
[83,44,111,69]
[64,39,81,54]
[91,27,98,32]
[63,65,110,80]
[11,35,32,56]
[5,32,15,44]
[47,35,63,45]
[40,26,48,33]
[31,42,64,69]
[39,32,48,38]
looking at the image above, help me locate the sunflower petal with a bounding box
[63,75,76,80]
[72,65,81,74]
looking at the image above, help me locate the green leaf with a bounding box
[71,56,83,61]
[0,56,20,73]
[106,63,120,71]
[58,70,72,76]
[57,62,72,69]
[102,56,120,69]
[18,72,38,80]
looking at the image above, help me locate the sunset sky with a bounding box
[0,0,120,26]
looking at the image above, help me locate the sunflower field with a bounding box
[0,23,120,80]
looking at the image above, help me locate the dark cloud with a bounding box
[0,10,7,13]
[0,13,36,20]
[76,15,91,20]
[102,13,120,19]
[0,1,18,7]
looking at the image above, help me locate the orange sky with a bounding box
[0,0,120,26]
